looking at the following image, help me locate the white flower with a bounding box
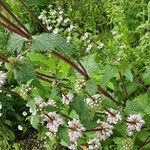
[35,96,46,110]
[18,125,23,131]
[22,111,27,116]
[46,99,56,107]
[67,36,71,43]
[75,79,86,92]
[53,28,59,34]
[86,94,101,108]
[51,10,57,15]
[58,10,64,15]
[64,18,70,24]
[96,122,114,140]
[0,113,2,117]
[88,138,101,150]
[61,92,74,105]
[68,119,85,142]
[126,114,145,136]
[105,108,122,125]
[29,108,37,116]
[120,45,126,49]
[82,32,89,40]
[43,112,64,133]
[0,71,7,87]
[86,44,92,52]
[0,102,2,110]
[97,43,104,49]
[68,141,77,150]
[47,26,52,31]
[57,16,63,24]
[68,25,76,32]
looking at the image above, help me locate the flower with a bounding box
[126,114,145,136]
[61,92,74,105]
[35,96,46,110]
[0,71,7,87]
[75,79,86,92]
[53,28,59,34]
[64,18,70,24]
[22,111,27,116]
[47,26,53,31]
[82,32,89,40]
[85,94,101,108]
[68,141,77,150]
[18,125,23,131]
[46,99,56,107]
[105,108,122,125]
[57,16,63,24]
[0,102,2,110]
[97,43,104,49]
[67,36,71,43]
[88,138,101,150]
[29,108,37,116]
[68,119,85,142]
[68,25,76,32]
[43,112,64,133]
[86,44,92,52]
[96,121,114,140]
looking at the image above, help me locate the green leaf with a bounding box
[85,79,97,95]
[142,69,150,85]
[101,65,118,86]
[30,115,40,129]
[124,68,133,82]
[31,33,76,55]
[80,54,99,74]
[6,33,26,54]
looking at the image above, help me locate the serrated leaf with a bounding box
[101,65,118,86]
[30,115,40,129]
[142,69,150,85]
[85,79,97,95]
[31,33,76,55]
[124,68,133,82]
[80,54,99,74]
[6,33,26,54]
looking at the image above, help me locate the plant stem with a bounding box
[0,54,10,63]
[0,0,31,37]
[119,72,129,99]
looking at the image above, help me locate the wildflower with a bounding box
[43,112,63,133]
[29,108,37,116]
[105,108,122,125]
[46,99,56,107]
[18,125,23,131]
[75,79,86,92]
[82,32,89,40]
[86,94,101,108]
[86,44,92,52]
[35,96,46,110]
[97,43,104,49]
[61,92,74,105]
[96,121,114,140]
[57,16,63,24]
[22,111,27,116]
[67,36,71,43]
[126,114,145,136]
[88,138,101,150]
[64,18,70,24]
[68,119,85,142]
[68,25,76,32]
[0,102,2,110]
[53,28,59,34]
[0,71,7,87]
[68,141,77,150]
[0,113,2,117]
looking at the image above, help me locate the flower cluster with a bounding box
[0,71,7,87]
[43,111,64,133]
[46,98,56,107]
[61,92,74,105]
[68,119,85,149]
[126,114,145,136]
[96,121,114,140]
[74,78,86,92]
[35,96,46,111]
[105,108,122,125]
[85,94,101,108]
[88,138,101,150]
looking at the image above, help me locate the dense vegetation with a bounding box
[0,0,150,149]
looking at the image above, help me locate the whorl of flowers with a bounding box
[68,141,77,150]
[43,111,64,133]
[88,138,101,150]
[75,78,86,92]
[96,121,114,140]
[61,92,74,105]
[126,114,145,136]
[68,119,85,142]
[85,94,101,108]
[46,98,56,107]
[0,71,7,87]
[35,96,46,110]
[105,108,122,125]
